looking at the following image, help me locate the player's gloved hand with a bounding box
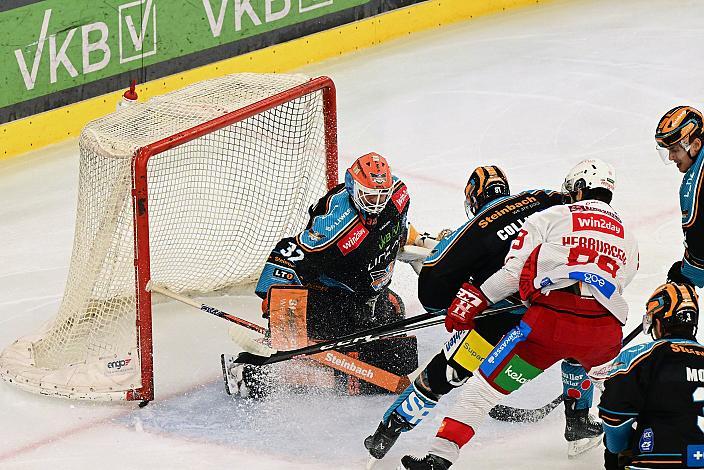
[445,282,488,332]
[666,260,694,287]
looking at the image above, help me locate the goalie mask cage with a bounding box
[0,73,338,402]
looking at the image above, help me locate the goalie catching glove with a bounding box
[444,282,488,332]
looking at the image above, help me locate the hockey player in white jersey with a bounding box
[400,159,639,470]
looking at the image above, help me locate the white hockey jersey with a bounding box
[480,199,639,324]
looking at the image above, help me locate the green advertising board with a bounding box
[1,0,387,122]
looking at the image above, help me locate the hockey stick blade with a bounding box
[489,395,564,423]
[488,323,643,423]
[228,325,275,357]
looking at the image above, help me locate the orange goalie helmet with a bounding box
[344,152,394,215]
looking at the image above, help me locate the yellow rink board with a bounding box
[0,0,551,160]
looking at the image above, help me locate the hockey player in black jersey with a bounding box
[599,282,704,470]
[365,166,605,467]
[223,152,418,398]
[655,106,704,287]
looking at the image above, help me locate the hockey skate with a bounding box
[221,354,271,399]
[364,411,413,468]
[564,397,604,458]
[398,454,452,470]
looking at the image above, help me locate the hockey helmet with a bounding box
[562,158,615,201]
[345,152,394,215]
[643,282,699,338]
[655,106,703,163]
[464,165,510,217]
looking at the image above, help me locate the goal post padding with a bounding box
[0,73,338,401]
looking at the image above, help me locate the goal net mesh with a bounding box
[0,73,332,400]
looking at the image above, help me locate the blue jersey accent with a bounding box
[602,417,636,453]
[298,189,358,250]
[255,262,302,296]
[687,445,704,467]
[568,271,616,298]
[479,320,532,378]
[682,258,704,287]
[607,338,700,378]
[317,274,354,292]
[681,147,704,228]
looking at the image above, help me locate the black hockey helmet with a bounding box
[643,282,699,338]
[464,165,509,216]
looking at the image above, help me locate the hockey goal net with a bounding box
[0,73,338,402]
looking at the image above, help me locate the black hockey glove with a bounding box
[666,261,695,287]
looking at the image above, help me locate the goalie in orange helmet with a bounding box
[222,152,418,399]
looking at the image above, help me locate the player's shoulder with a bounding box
[388,175,410,214]
[607,338,702,378]
[298,186,358,250]
[606,341,662,378]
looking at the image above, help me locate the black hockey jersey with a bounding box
[255,179,409,300]
[599,338,704,469]
[418,189,563,311]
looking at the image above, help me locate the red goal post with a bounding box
[0,74,338,403]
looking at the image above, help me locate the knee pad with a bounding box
[561,359,594,409]
[422,351,471,396]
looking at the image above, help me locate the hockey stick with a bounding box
[488,323,643,422]
[232,304,521,366]
[147,282,412,392]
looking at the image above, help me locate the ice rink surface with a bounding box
[1,0,703,468]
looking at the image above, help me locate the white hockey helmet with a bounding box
[562,158,616,199]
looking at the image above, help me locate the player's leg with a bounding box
[366,312,522,461]
[561,359,604,457]
[402,306,561,468]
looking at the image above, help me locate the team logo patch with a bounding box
[337,223,369,255]
[572,213,624,238]
[391,186,409,212]
[568,271,616,298]
[639,428,654,453]
[370,261,394,291]
[687,445,704,467]
[493,355,542,392]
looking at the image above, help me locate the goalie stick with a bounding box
[147,282,412,393]
[488,323,643,422]
[231,304,520,366]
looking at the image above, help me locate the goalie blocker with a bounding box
[224,286,418,398]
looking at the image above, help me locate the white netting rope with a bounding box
[0,73,330,400]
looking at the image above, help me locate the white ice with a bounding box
[1,0,703,468]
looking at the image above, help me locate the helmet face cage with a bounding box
[464,166,509,217]
[352,180,393,214]
[655,106,703,164]
[642,282,699,337]
[345,152,393,215]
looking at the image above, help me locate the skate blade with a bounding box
[567,434,603,458]
[365,456,379,469]
[221,354,233,396]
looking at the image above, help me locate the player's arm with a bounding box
[681,227,704,287]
